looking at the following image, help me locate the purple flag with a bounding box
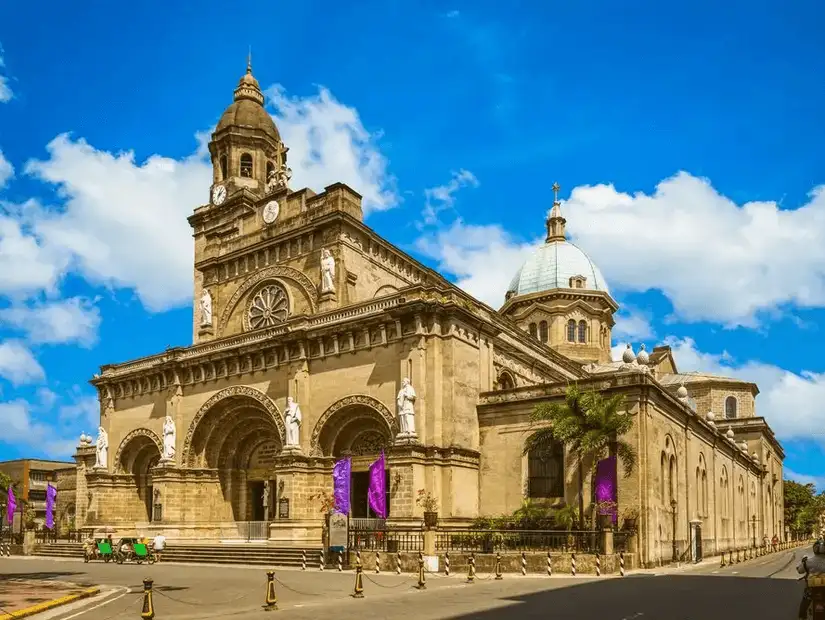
[6,486,16,524]
[595,455,618,524]
[367,451,387,519]
[332,458,351,515]
[45,484,57,530]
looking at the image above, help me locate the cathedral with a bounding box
[75,63,785,567]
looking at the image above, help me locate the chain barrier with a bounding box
[153,586,254,607]
[272,575,325,597]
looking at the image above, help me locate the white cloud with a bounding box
[784,469,825,492]
[0,400,76,458]
[660,336,825,447]
[36,387,58,408]
[0,149,12,188]
[0,296,101,346]
[416,219,538,307]
[0,340,45,385]
[0,47,12,103]
[0,84,397,313]
[564,173,825,326]
[266,85,398,215]
[57,394,99,430]
[422,169,479,226]
[613,307,655,341]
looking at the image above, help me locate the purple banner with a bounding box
[45,484,57,530]
[595,455,618,523]
[367,451,387,519]
[332,457,351,515]
[6,486,16,524]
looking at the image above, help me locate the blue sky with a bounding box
[0,1,823,488]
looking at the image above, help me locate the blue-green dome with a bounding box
[507,240,610,297]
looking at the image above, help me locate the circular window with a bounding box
[248,284,289,329]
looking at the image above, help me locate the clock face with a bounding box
[211,184,227,206]
[262,200,280,224]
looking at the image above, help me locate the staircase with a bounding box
[32,542,326,568]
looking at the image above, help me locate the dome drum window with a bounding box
[569,275,587,289]
[240,153,253,178]
[528,323,537,339]
[725,396,737,419]
[567,319,576,343]
[247,284,289,330]
[539,320,548,343]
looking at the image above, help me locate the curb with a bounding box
[0,586,100,619]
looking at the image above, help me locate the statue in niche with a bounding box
[200,289,213,327]
[162,415,176,461]
[94,426,109,469]
[320,248,336,294]
[284,397,302,447]
[396,378,417,438]
[265,168,278,194]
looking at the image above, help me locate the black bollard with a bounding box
[141,578,155,620]
[417,552,427,590]
[466,553,476,583]
[263,570,277,611]
[495,552,503,580]
[352,557,364,598]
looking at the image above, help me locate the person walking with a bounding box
[152,532,166,563]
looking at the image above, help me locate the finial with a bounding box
[545,181,567,243]
[247,46,252,74]
[552,181,560,205]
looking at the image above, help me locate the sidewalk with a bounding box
[0,578,99,619]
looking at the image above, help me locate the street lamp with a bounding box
[671,498,678,561]
[751,514,757,549]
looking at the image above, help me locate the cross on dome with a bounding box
[545,180,567,243]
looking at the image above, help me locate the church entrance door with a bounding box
[350,471,390,519]
[248,481,265,522]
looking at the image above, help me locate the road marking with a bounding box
[59,586,130,620]
[731,571,738,574]
[621,613,644,619]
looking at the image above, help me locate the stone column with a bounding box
[73,443,96,529]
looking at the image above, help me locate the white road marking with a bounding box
[621,613,644,619]
[58,586,131,620]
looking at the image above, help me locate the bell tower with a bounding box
[207,55,292,208]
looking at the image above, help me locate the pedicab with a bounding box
[115,537,155,564]
[84,538,115,563]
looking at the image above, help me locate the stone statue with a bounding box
[265,168,278,194]
[396,378,417,438]
[94,426,109,469]
[320,248,336,294]
[284,397,302,447]
[200,289,213,327]
[263,482,270,511]
[162,415,176,461]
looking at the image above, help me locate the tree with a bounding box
[784,479,825,537]
[0,472,11,493]
[524,383,637,530]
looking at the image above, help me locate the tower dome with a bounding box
[506,183,610,298]
[214,57,280,142]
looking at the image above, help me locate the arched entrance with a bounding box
[313,396,395,519]
[115,430,162,522]
[184,387,285,522]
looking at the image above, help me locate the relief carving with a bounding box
[309,394,398,456]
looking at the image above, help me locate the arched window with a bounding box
[702,470,708,515]
[668,455,676,504]
[219,155,228,180]
[240,153,253,178]
[539,321,548,343]
[529,323,537,339]
[527,440,564,498]
[725,396,737,419]
[498,372,515,391]
[660,452,667,503]
[567,320,576,342]
[577,320,587,343]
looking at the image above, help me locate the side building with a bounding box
[0,459,77,529]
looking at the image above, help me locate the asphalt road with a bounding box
[0,547,812,620]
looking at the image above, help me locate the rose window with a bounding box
[248,285,289,329]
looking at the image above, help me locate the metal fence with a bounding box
[34,529,82,543]
[348,529,424,552]
[435,529,603,554]
[236,521,269,541]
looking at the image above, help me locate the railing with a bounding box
[435,529,603,554]
[236,521,269,541]
[350,518,387,531]
[348,529,424,552]
[34,529,82,543]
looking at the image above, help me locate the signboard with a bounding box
[328,512,348,550]
[278,498,289,519]
[248,442,281,469]
[12,512,21,535]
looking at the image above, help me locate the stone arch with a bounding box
[182,386,286,467]
[219,266,317,334]
[310,395,398,457]
[496,369,516,390]
[114,429,163,474]
[373,284,399,299]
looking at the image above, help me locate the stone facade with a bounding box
[75,63,785,565]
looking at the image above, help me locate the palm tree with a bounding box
[523,383,637,531]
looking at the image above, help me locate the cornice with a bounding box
[500,288,619,316]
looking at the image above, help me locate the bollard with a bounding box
[263,570,277,611]
[495,552,503,580]
[356,549,362,568]
[596,553,601,577]
[521,551,527,576]
[729,550,733,565]
[571,553,576,577]
[338,550,343,572]
[376,550,381,574]
[466,553,476,583]
[352,557,365,599]
[720,552,726,568]
[319,550,325,571]
[417,551,427,590]
[735,549,740,564]
[302,550,307,571]
[396,552,401,575]
[620,552,625,577]
[445,551,450,576]
[140,578,155,620]
[547,551,552,576]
